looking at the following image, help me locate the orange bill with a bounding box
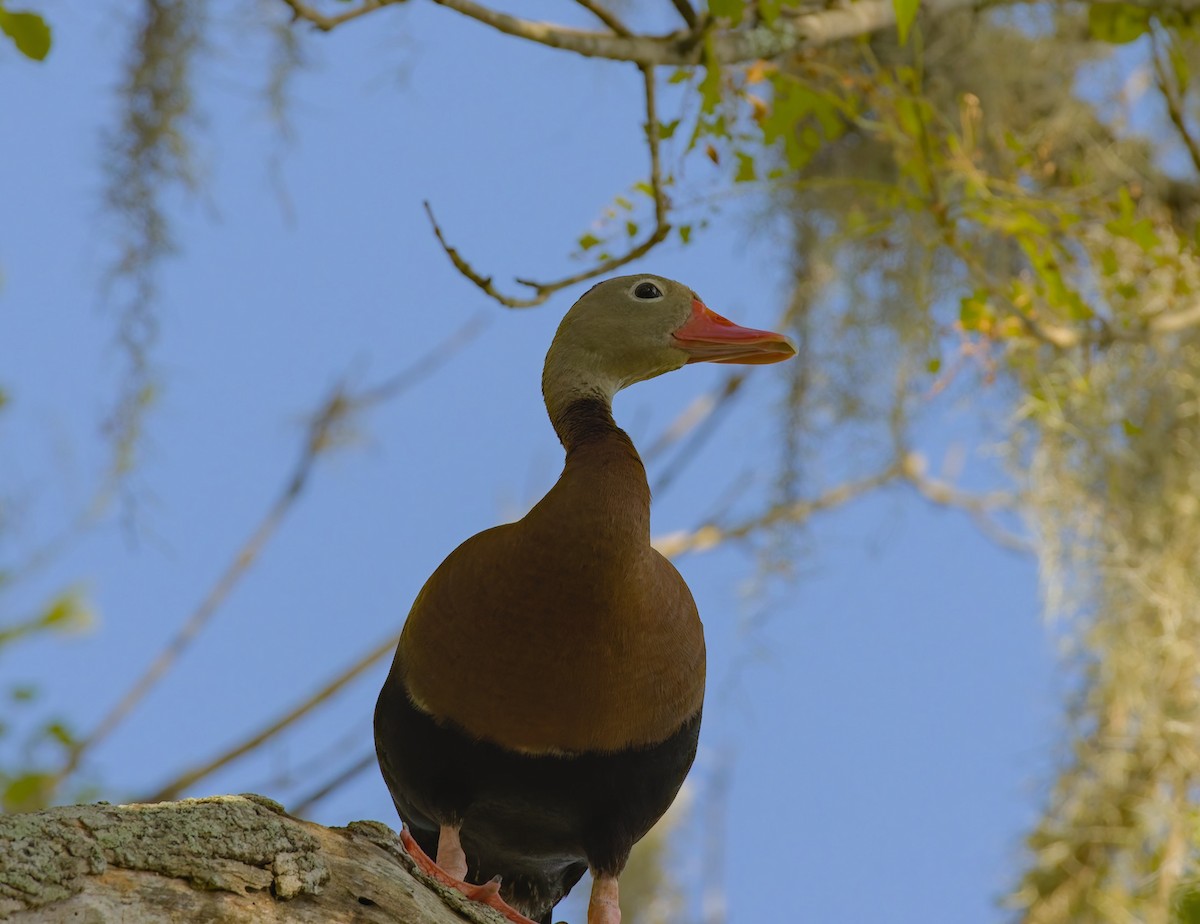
[671,299,797,364]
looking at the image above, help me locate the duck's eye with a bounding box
[633,281,663,300]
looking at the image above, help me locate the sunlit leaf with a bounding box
[758,0,783,24]
[678,225,692,244]
[734,150,756,182]
[578,233,602,251]
[699,32,721,114]
[893,0,920,45]
[42,720,75,748]
[1088,3,1151,43]
[2,772,54,813]
[709,0,745,24]
[0,7,51,60]
[39,588,94,634]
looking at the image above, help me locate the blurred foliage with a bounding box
[102,0,205,489]
[8,1,1200,923]
[663,4,1200,923]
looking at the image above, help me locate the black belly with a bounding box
[374,673,701,922]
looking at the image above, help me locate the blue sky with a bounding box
[1,3,1056,922]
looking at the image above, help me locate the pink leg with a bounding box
[436,825,469,881]
[398,825,537,924]
[588,874,621,924]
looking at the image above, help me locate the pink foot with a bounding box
[399,825,540,924]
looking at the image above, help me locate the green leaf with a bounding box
[1088,3,1151,43]
[10,684,36,703]
[657,119,680,141]
[667,68,693,85]
[42,720,75,748]
[893,0,920,45]
[678,225,693,245]
[578,233,602,251]
[2,772,54,813]
[625,221,638,238]
[959,294,989,331]
[699,32,722,114]
[0,8,51,61]
[709,0,745,24]
[734,151,757,182]
[39,588,93,633]
[762,73,844,169]
[758,0,783,24]
[926,357,942,374]
[1168,36,1191,88]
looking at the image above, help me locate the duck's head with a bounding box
[542,274,796,424]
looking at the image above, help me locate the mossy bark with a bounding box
[0,794,504,923]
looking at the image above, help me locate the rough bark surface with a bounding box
[0,793,506,923]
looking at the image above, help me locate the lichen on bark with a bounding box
[0,794,327,918]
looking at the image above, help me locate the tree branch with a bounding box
[424,65,671,307]
[572,0,630,36]
[53,317,485,792]
[652,463,904,558]
[0,795,493,924]
[141,633,401,803]
[1151,28,1200,175]
[282,0,1200,65]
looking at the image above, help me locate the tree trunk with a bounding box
[0,793,503,923]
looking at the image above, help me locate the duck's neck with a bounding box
[538,396,651,540]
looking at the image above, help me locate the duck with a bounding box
[374,274,795,924]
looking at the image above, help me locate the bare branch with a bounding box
[899,454,1029,552]
[652,463,903,558]
[573,0,630,36]
[141,633,400,803]
[425,66,671,307]
[283,0,1200,66]
[1151,29,1200,175]
[54,317,485,790]
[278,0,401,31]
[290,752,378,816]
[667,0,699,29]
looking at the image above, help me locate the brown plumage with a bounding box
[375,274,795,924]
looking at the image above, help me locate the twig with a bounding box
[643,373,745,463]
[651,374,746,494]
[141,632,401,803]
[573,0,630,36]
[424,65,672,308]
[652,463,903,558]
[53,316,486,789]
[900,454,1029,552]
[279,0,400,31]
[290,751,378,816]
[1151,29,1200,176]
[668,0,699,29]
[281,0,996,66]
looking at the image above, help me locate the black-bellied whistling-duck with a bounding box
[375,275,795,924]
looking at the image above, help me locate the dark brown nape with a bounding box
[552,397,634,453]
